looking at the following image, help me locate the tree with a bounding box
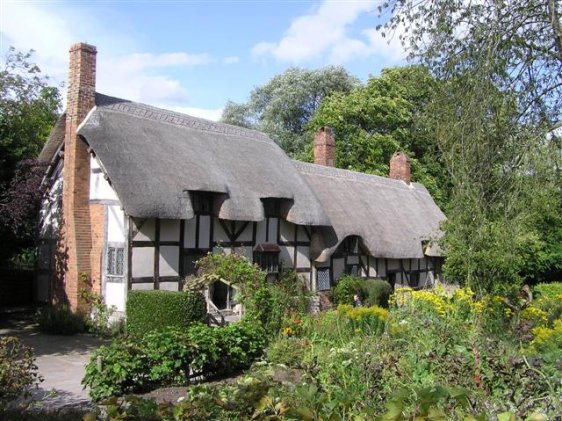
[0,48,61,264]
[309,66,450,207]
[221,66,359,157]
[380,0,562,290]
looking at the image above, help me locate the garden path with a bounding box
[0,310,106,416]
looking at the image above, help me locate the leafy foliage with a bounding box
[331,275,393,308]
[362,278,393,308]
[0,336,42,411]
[309,66,450,206]
[0,47,61,264]
[83,321,266,401]
[378,0,562,289]
[126,290,206,337]
[331,274,363,305]
[36,304,86,335]
[221,66,359,157]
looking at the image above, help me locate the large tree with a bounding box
[221,66,359,157]
[380,0,562,290]
[0,48,61,264]
[308,66,450,207]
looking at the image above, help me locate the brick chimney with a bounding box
[313,127,335,167]
[59,43,101,311]
[389,152,411,184]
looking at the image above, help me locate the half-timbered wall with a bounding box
[129,215,314,291]
[36,159,64,303]
[313,236,440,291]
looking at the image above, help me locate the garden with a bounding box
[1,253,561,420]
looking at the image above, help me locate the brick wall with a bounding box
[313,127,336,167]
[57,43,104,310]
[389,152,411,184]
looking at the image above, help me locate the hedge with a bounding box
[126,290,206,337]
[82,321,267,400]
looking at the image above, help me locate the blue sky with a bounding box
[1,0,406,120]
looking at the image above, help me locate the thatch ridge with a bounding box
[294,161,445,261]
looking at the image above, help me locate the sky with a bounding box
[0,0,406,121]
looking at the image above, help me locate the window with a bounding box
[317,268,331,291]
[341,236,359,254]
[253,244,280,274]
[107,247,124,276]
[190,191,214,215]
[261,198,281,218]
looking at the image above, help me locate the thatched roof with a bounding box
[70,94,329,224]
[294,161,445,261]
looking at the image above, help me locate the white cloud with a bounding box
[97,53,208,105]
[0,1,210,108]
[223,56,240,64]
[251,0,406,65]
[163,105,223,122]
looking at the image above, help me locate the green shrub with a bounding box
[266,336,310,368]
[533,282,562,299]
[82,340,151,401]
[0,336,42,411]
[126,290,206,337]
[83,320,267,400]
[37,305,86,335]
[362,278,393,307]
[331,275,363,305]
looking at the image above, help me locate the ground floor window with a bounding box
[317,267,331,291]
[107,247,124,276]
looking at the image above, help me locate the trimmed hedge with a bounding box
[126,290,206,337]
[362,278,393,308]
[82,321,267,400]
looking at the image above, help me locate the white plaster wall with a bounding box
[132,247,154,277]
[333,258,345,281]
[185,218,196,248]
[160,219,180,242]
[131,283,154,290]
[160,282,179,291]
[214,220,229,244]
[199,216,211,248]
[159,246,179,276]
[107,205,126,243]
[255,220,267,244]
[280,246,294,266]
[133,219,155,241]
[238,222,253,242]
[296,246,310,268]
[39,171,63,237]
[387,259,400,271]
[90,156,119,201]
[280,220,293,242]
[105,282,126,311]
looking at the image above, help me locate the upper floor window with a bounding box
[253,243,280,275]
[190,191,214,215]
[261,198,281,218]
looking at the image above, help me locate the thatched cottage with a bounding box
[37,43,445,315]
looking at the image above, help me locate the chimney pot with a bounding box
[389,152,411,184]
[313,126,336,167]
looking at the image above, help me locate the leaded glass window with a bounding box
[107,247,124,276]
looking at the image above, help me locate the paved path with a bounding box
[1,311,106,415]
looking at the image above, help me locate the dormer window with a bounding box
[261,198,281,218]
[190,191,214,215]
[253,243,280,275]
